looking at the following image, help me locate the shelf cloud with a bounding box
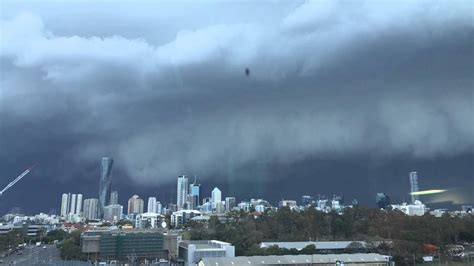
[1,0,473,186]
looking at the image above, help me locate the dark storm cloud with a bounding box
[0,0,473,187]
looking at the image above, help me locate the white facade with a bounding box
[60,193,69,217]
[147,197,157,213]
[76,194,83,215]
[70,194,77,214]
[179,240,235,266]
[177,175,189,211]
[156,201,162,214]
[391,200,426,216]
[211,187,222,204]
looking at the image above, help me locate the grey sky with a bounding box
[0,0,473,212]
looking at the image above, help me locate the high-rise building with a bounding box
[189,176,201,207]
[409,171,419,204]
[76,194,83,215]
[104,204,123,222]
[186,194,196,210]
[110,190,119,205]
[60,193,69,217]
[156,201,162,214]
[376,193,390,209]
[177,175,189,211]
[83,198,99,220]
[128,195,144,215]
[147,197,157,213]
[225,197,236,212]
[98,157,114,218]
[70,194,77,214]
[211,187,222,204]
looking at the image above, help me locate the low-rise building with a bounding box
[199,253,391,266]
[391,200,426,216]
[178,240,235,266]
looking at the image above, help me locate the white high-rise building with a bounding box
[409,171,419,204]
[60,193,69,217]
[70,194,77,214]
[225,197,236,212]
[177,175,189,211]
[156,201,162,214]
[147,197,157,213]
[76,194,83,215]
[83,198,98,220]
[211,187,222,204]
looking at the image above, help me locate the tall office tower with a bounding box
[60,193,69,217]
[98,157,114,218]
[70,194,77,214]
[76,194,83,215]
[156,201,162,214]
[147,197,157,213]
[83,198,99,220]
[177,175,189,211]
[189,176,201,206]
[110,190,119,205]
[211,187,222,204]
[103,204,123,223]
[225,197,236,212]
[409,171,419,203]
[376,193,390,209]
[186,194,196,210]
[127,195,144,215]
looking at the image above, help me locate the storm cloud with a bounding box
[1,0,473,190]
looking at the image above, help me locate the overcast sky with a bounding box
[0,0,473,213]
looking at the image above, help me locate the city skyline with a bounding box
[0,0,472,215]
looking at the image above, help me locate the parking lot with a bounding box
[1,244,62,265]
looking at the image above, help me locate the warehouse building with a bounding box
[199,253,392,266]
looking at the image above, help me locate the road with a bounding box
[1,244,61,265]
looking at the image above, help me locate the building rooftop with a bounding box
[259,241,367,250]
[179,240,232,250]
[200,253,389,265]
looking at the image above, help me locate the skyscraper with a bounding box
[409,171,419,203]
[225,197,236,212]
[60,193,69,217]
[128,195,144,215]
[70,194,77,214]
[147,197,157,213]
[98,157,113,218]
[110,190,119,205]
[177,175,189,211]
[211,187,222,204]
[83,198,98,220]
[76,194,83,215]
[104,204,123,222]
[189,177,201,208]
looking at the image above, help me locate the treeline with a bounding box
[185,206,474,263]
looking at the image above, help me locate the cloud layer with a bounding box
[1,0,473,185]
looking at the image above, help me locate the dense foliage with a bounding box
[57,230,87,260]
[185,206,474,263]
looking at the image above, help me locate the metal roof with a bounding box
[260,241,367,250]
[200,253,389,265]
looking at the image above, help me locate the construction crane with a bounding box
[0,165,35,197]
